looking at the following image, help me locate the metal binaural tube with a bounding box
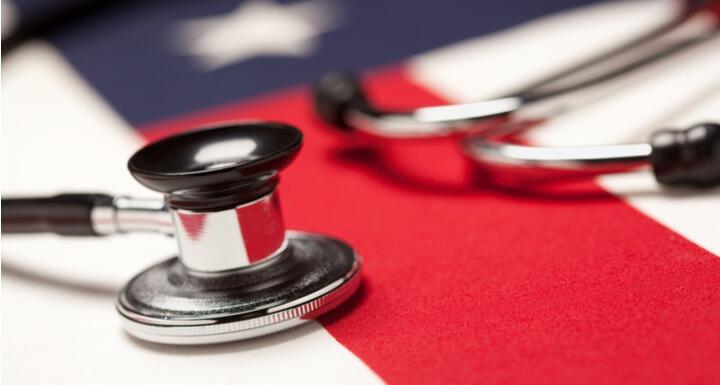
[461,122,720,187]
[344,97,523,138]
[462,141,653,168]
[314,5,719,139]
[460,137,653,183]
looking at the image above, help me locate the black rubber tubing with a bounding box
[1,193,113,236]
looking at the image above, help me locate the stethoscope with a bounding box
[1,122,362,345]
[3,1,719,349]
[312,1,720,188]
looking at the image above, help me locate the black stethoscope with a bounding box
[2,123,362,345]
[312,1,720,188]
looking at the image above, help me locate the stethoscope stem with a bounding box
[91,196,172,235]
[1,194,171,236]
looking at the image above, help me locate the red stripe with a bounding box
[235,196,285,263]
[138,67,720,385]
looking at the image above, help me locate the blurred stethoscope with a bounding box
[313,0,720,187]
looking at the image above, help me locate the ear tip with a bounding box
[312,71,368,129]
[650,122,720,187]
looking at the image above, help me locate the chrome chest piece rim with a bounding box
[117,231,361,345]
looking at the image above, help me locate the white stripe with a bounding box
[1,41,384,385]
[1,41,170,287]
[409,0,681,102]
[523,37,720,146]
[408,0,719,256]
[597,91,720,256]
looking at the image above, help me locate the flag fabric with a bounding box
[2,1,719,384]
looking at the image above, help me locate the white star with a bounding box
[176,0,340,71]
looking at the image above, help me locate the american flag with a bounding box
[2,0,719,384]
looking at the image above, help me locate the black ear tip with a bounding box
[312,71,369,129]
[650,122,720,187]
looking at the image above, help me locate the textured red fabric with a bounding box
[140,68,720,385]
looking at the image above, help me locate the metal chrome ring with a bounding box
[117,231,362,345]
[462,138,652,172]
[461,122,720,187]
[118,262,360,344]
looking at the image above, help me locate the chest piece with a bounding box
[118,122,361,344]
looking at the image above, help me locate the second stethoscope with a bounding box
[312,1,720,187]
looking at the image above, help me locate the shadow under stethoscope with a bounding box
[1,259,119,297]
